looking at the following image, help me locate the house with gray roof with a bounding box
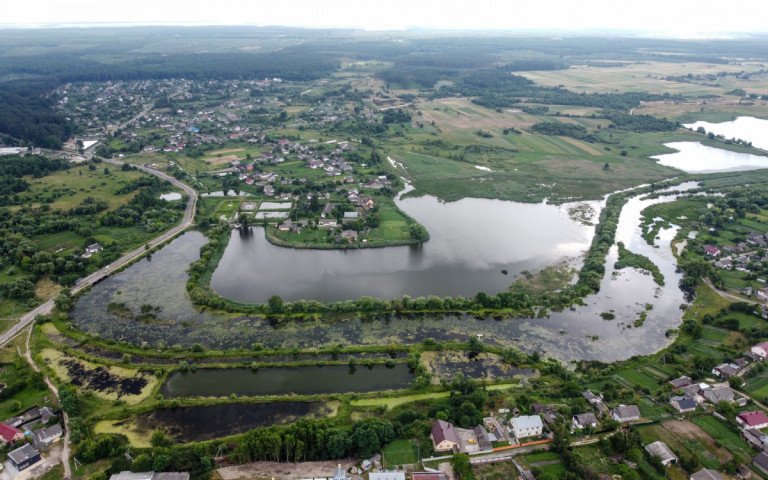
[645,441,678,466]
[572,412,598,430]
[8,443,41,471]
[690,469,726,480]
[755,451,768,476]
[611,404,641,423]
[670,396,697,414]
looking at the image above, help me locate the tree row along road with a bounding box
[0,159,198,349]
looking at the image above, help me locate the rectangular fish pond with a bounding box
[160,363,414,397]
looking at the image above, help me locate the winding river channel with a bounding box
[71,118,768,362]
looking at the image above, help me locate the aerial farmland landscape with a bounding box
[2,2,768,479]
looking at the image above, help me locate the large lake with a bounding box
[652,141,768,173]
[70,184,689,361]
[685,116,768,150]
[70,117,768,361]
[652,116,768,173]
[210,194,599,303]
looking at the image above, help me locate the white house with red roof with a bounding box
[0,423,24,444]
[737,411,768,430]
[751,342,768,359]
[703,245,721,257]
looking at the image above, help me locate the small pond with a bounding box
[160,363,413,397]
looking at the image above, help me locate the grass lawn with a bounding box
[391,115,679,203]
[616,368,660,389]
[382,439,419,466]
[94,419,151,447]
[15,166,146,211]
[691,415,753,458]
[351,392,450,410]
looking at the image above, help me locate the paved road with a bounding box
[0,160,198,350]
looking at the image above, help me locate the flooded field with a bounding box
[70,185,693,361]
[134,402,333,442]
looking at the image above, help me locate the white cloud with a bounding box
[4,0,768,36]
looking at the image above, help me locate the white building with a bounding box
[510,415,543,439]
[369,472,406,480]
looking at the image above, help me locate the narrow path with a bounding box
[24,327,72,479]
[702,278,759,305]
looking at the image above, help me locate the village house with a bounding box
[318,219,339,229]
[431,420,460,452]
[611,405,641,423]
[702,385,745,405]
[682,383,710,403]
[340,230,358,243]
[369,472,405,480]
[361,454,382,471]
[670,376,693,389]
[755,452,768,477]
[0,422,24,444]
[738,411,768,430]
[712,362,741,379]
[343,211,360,223]
[510,415,543,439]
[690,468,726,480]
[572,412,598,430]
[645,441,678,466]
[33,424,63,447]
[757,289,768,303]
[5,406,54,429]
[8,443,41,471]
[751,342,768,358]
[321,203,336,218]
[743,428,768,451]
[263,185,275,196]
[582,390,604,407]
[358,196,376,210]
[703,245,721,257]
[82,242,103,258]
[670,396,697,414]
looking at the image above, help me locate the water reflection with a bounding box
[211,193,599,303]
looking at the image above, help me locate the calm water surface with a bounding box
[211,193,598,302]
[161,364,413,397]
[652,141,768,173]
[685,116,768,150]
[72,116,768,361]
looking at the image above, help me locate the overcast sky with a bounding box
[3,0,768,37]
